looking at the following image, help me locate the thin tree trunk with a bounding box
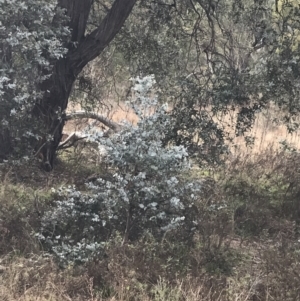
[0,36,13,161]
[33,0,137,171]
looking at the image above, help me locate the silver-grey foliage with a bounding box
[38,76,202,264]
[0,0,69,160]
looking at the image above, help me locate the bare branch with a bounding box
[57,132,88,150]
[64,111,122,131]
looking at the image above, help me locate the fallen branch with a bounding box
[59,111,122,151]
[58,131,109,157]
[64,111,122,132]
[58,132,88,150]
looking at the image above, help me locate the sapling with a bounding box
[38,75,201,264]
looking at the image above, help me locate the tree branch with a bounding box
[58,0,94,42]
[68,0,137,71]
[57,132,88,150]
[64,111,121,131]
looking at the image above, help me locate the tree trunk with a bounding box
[33,0,137,171]
[0,128,11,162]
[0,35,13,162]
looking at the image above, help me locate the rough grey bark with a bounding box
[33,0,137,171]
[0,128,11,162]
[0,39,13,162]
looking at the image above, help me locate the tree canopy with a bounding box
[1,0,300,169]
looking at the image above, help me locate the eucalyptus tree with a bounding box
[1,0,300,170]
[136,0,300,163]
[0,0,136,170]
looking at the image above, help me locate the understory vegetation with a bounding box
[1,138,300,300]
[1,76,300,300]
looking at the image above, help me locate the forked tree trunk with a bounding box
[33,0,137,171]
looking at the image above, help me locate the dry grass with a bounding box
[0,255,94,301]
[65,101,300,159]
[1,103,300,300]
[221,103,300,154]
[0,234,297,301]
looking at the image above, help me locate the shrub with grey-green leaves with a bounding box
[38,75,201,264]
[0,0,70,160]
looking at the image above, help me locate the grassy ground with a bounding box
[1,105,300,300]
